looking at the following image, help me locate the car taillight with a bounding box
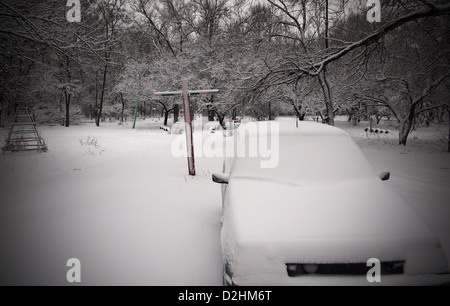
[286,261,404,277]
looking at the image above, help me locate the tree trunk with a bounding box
[96,63,108,127]
[174,104,180,123]
[120,93,124,123]
[164,109,169,126]
[324,81,334,125]
[64,55,71,127]
[293,103,306,121]
[399,119,412,146]
[94,70,99,114]
[143,101,146,118]
[319,0,334,126]
[268,100,272,121]
[207,96,215,121]
[65,96,70,127]
[399,107,416,146]
[215,111,225,129]
[376,115,382,124]
[318,71,335,126]
[89,104,93,120]
[207,105,215,121]
[63,86,71,127]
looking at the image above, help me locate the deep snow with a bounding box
[0,117,449,285]
[339,119,450,266]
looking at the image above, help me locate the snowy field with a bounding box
[0,117,449,285]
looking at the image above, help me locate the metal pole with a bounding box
[182,79,196,176]
[133,100,139,129]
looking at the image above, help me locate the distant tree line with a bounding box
[0,0,449,146]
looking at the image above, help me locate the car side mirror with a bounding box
[212,173,230,184]
[378,171,390,181]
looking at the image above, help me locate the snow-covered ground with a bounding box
[0,117,449,285]
[337,118,450,280]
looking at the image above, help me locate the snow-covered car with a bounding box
[212,121,450,286]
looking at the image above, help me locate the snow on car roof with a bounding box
[231,121,375,184]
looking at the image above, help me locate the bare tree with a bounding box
[254,0,450,127]
[347,14,450,145]
[259,0,349,125]
[88,0,126,127]
[0,0,93,126]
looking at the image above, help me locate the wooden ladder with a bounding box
[2,107,48,154]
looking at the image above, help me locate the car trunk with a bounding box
[222,177,449,282]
